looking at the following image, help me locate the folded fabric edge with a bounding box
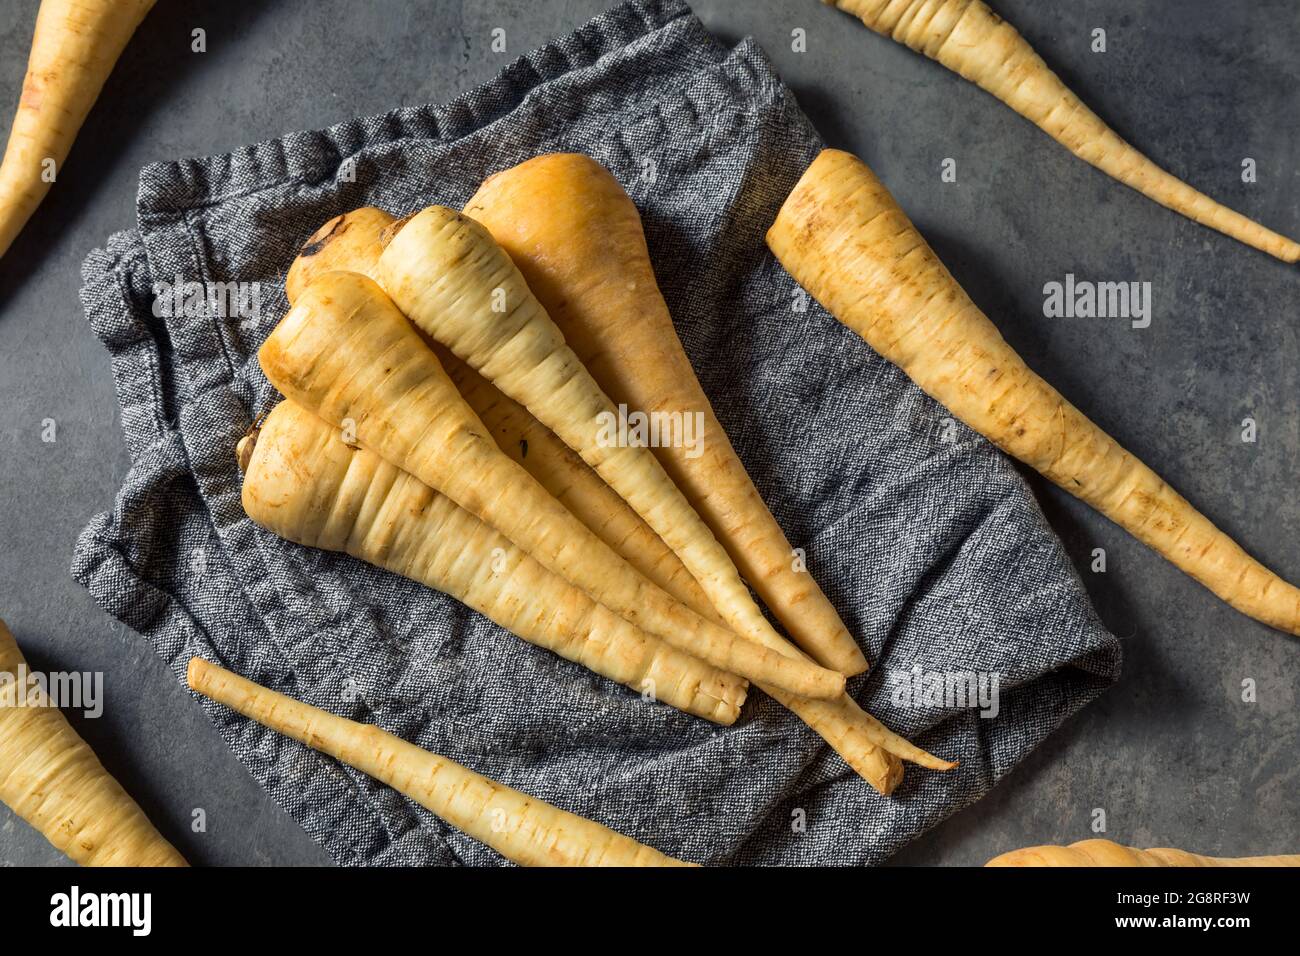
[78,231,178,462]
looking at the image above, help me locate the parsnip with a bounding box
[188,657,696,866]
[824,0,1300,262]
[285,207,395,304]
[987,838,1300,867]
[768,148,1300,637]
[0,0,155,258]
[0,619,185,866]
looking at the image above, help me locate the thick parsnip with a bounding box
[283,209,715,618]
[824,0,1300,262]
[241,400,746,725]
[259,271,843,700]
[987,838,1300,867]
[284,208,938,791]
[463,153,868,676]
[377,209,832,682]
[0,619,185,866]
[0,0,155,258]
[285,207,396,304]
[188,657,695,867]
[768,149,1300,637]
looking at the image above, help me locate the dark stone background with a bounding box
[0,0,1295,866]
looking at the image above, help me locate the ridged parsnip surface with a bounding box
[0,620,186,866]
[259,271,844,699]
[438,344,721,618]
[242,401,747,724]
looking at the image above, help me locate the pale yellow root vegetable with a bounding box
[284,208,943,791]
[0,0,155,258]
[285,207,396,304]
[240,400,747,725]
[188,657,695,867]
[768,149,1300,637]
[282,209,716,619]
[378,208,836,691]
[824,0,1300,263]
[987,838,1300,867]
[463,153,868,676]
[0,618,186,866]
[260,272,842,700]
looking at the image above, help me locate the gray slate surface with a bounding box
[0,0,1296,866]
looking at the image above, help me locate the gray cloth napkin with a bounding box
[73,0,1120,866]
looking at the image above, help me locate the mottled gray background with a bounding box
[0,0,1295,866]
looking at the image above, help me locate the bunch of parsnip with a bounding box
[219,153,956,865]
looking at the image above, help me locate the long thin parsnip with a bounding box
[0,619,186,866]
[463,153,868,676]
[824,0,1300,262]
[377,208,833,688]
[188,657,695,867]
[987,838,1300,867]
[284,208,942,790]
[241,400,747,725]
[768,149,1300,637]
[259,273,842,700]
[0,0,155,258]
[282,209,716,618]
